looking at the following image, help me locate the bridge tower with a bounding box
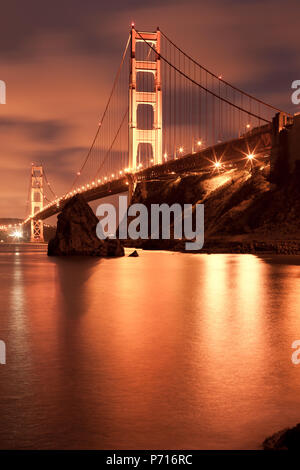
[129,27,162,171]
[30,165,44,242]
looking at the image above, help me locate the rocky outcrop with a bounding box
[48,194,124,257]
[125,164,300,253]
[263,423,300,450]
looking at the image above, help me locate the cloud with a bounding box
[0,0,299,217]
[0,116,71,141]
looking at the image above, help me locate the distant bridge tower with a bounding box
[30,165,44,242]
[129,27,162,171]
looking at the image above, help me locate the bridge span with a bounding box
[28,122,272,222]
[2,25,292,240]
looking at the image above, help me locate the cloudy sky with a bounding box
[0,0,299,218]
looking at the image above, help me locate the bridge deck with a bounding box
[31,125,272,222]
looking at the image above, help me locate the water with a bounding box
[0,246,300,449]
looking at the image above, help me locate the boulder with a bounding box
[128,250,139,257]
[48,194,124,257]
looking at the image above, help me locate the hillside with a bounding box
[128,162,300,253]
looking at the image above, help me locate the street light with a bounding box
[214,161,222,170]
[11,230,22,239]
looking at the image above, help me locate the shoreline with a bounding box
[1,240,300,256]
[124,238,300,255]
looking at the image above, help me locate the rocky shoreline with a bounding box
[125,163,300,255]
[124,238,300,255]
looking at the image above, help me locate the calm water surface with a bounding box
[0,246,300,449]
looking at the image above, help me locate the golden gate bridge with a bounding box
[1,25,292,242]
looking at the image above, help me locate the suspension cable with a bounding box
[71,33,131,190]
[94,107,129,178]
[160,29,292,116]
[43,168,57,199]
[135,29,273,124]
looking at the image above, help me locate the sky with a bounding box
[0,0,299,218]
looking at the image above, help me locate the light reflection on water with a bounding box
[0,248,300,449]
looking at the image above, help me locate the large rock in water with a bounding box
[48,194,124,257]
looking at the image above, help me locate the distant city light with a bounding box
[11,230,22,239]
[197,140,202,146]
[214,161,222,169]
[179,147,183,153]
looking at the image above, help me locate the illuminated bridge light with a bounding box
[11,230,22,239]
[179,147,183,154]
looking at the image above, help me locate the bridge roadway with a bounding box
[31,123,272,222]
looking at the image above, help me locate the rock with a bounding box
[128,250,139,257]
[105,238,125,257]
[48,194,124,257]
[263,423,300,450]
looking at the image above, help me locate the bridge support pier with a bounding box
[30,219,44,243]
[127,174,137,205]
[30,165,44,242]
